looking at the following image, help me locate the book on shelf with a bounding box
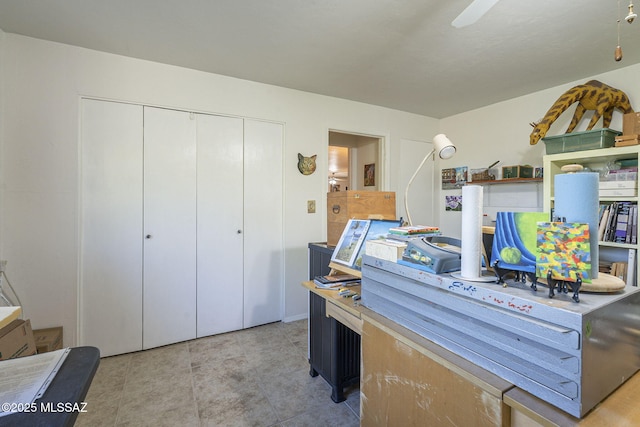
[598,204,610,241]
[610,261,628,283]
[627,248,636,286]
[598,202,638,243]
[632,206,638,244]
[614,202,632,243]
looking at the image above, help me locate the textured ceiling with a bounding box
[0,0,638,118]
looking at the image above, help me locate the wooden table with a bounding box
[302,280,364,333]
[505,374,640,426]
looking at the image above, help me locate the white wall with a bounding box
[438,64,640,238]
[4,32,638,347]
[0,34,438,346]
[0,29,5,255]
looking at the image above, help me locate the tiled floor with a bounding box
[75,319,360,426]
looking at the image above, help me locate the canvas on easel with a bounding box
[330,218,402,272]
[491,211,548,274]
[331,219,371,269]
[536,222,592,283]
[351,219,403,269]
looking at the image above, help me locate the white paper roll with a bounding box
[461,185,483,279]
[554,172,599,279]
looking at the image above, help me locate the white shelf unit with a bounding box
[543,145,639,285]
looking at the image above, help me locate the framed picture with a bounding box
[331,219,371,268]
[364,163,375,186]
[441,166,467,189]
[445,195,463,211]
[352,219,403,269]
[535,167,544,178]
[331,218,402,270]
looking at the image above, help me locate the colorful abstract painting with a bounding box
[536,222,591,283]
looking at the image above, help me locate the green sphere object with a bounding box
[500,247,522,264]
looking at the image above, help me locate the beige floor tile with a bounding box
[258,366,336,421]
[116,403,200,427]
[117,370,195,424]
[81,319,358,426]
[189,331,245,368]
[197,387,279,426]
[280,401,359,427]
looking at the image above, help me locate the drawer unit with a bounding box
[327,191,396,246]
[360,255,640,418]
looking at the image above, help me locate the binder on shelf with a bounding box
[614,202,632,243]
[627,248,637,286]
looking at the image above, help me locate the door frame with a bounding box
[327,128,388,191]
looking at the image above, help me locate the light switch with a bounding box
[307,200,316,213]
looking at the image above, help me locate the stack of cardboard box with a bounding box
[0,309,63,360]
[615,112,640,146]
[0,319,36,360]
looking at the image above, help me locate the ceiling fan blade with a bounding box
[451,0,500,28]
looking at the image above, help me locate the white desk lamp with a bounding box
[404,134,456,226]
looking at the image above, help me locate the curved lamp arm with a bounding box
[404,134,456,226]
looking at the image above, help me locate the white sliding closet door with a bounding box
[80,99,144,357]
[81,100,283,356]
[196,114,244,337]
[143,107,197,349]
[243,119,283,327]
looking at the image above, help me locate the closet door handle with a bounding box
[237,229,242,234]
[146,234,152,239]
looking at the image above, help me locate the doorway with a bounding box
[328,130,383,192]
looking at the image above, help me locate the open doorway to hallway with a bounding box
[328,130,383,192]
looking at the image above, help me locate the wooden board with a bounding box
[537,272,625,293]
[505,370,640,426]
[361,314,511,427]
[327,191,396,246]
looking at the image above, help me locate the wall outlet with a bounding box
[307,200,316,214]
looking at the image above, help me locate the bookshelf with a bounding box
[543,145,639,286]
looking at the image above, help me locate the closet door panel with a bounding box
[196,114,244,337]
[243,120,284,327]
[143,107,197,349]
[80,99,143,357]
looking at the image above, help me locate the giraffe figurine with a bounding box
[529,80,634,145]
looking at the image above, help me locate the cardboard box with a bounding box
[327,191,396,246]
[502,165,533,179]
[33,326,63,354]
[599,180,638,189]
[599,188,638,197]
[623,112,640,136]
[615,134,639,147]
[0,319,37,360]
